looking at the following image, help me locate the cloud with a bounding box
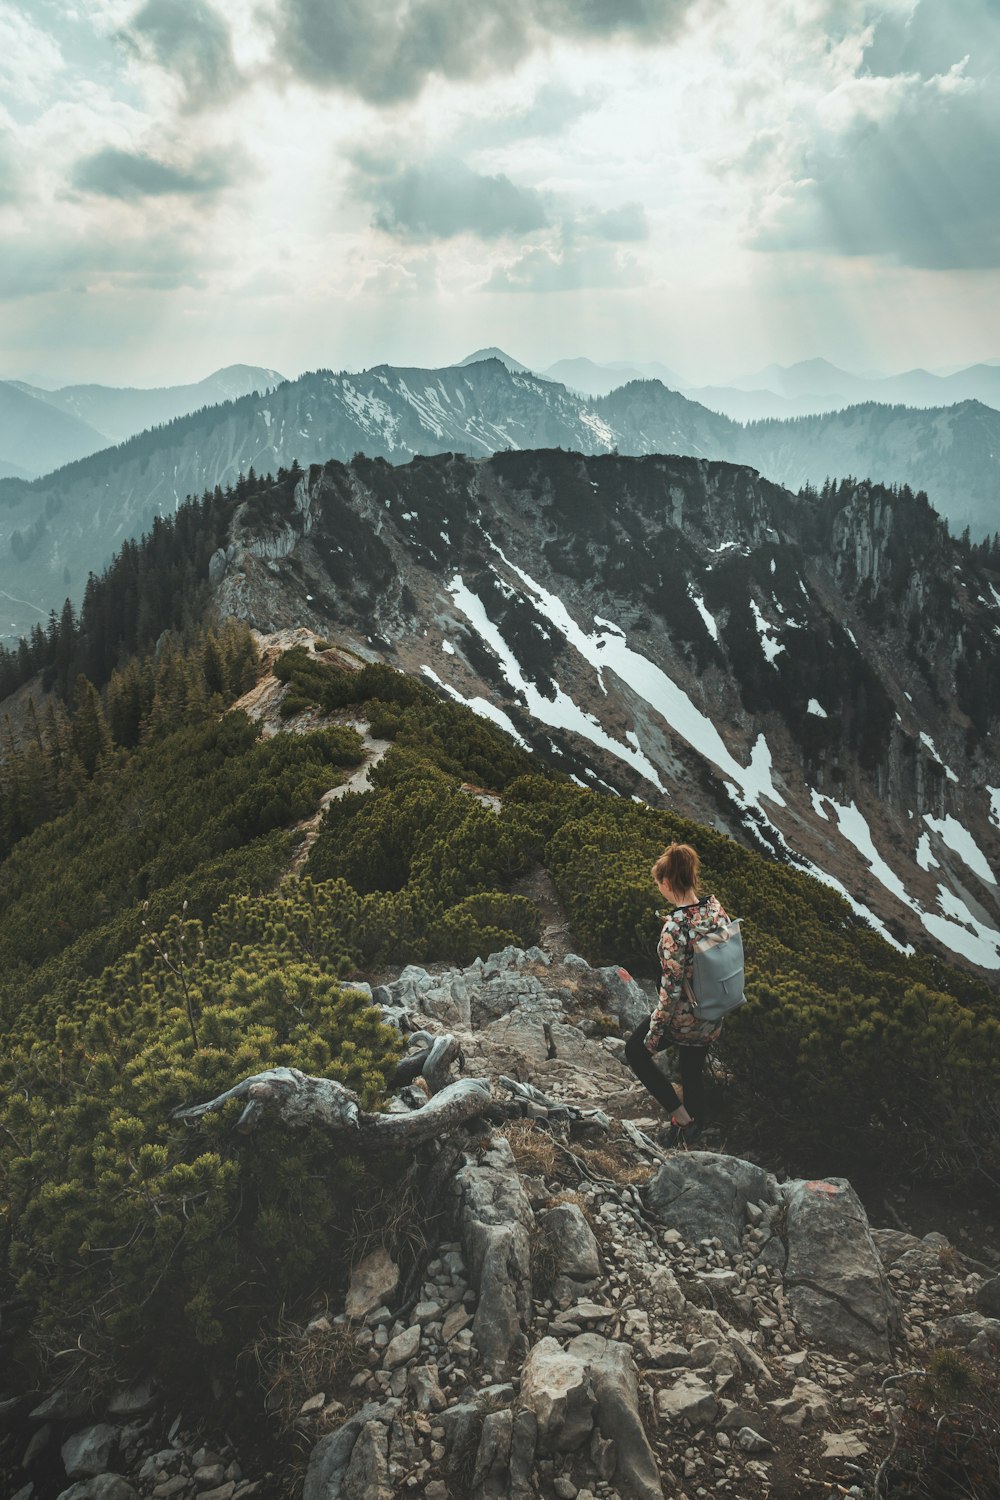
[360,253,440,297]
[484,241,639,292]
[0,125,20,204]
[70,145,237,200]
[749,0,1000,270]
[352,153,549,241]
[121,0,240,109]
[580,202,649,242]
[755,68,1000,269]
[0,227,219,300]
[270,0,708,105]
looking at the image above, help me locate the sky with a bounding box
[3,0,1000,388]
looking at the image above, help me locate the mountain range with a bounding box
[0,363,284,478]
[1,355,997,647]
[207,448,1000,975]
[547,351,1000,421]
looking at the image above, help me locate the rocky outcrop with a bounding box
[6,944,996,1500]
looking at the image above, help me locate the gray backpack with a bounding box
[683,918,746,1022]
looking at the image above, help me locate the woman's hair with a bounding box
[651,842,701,895]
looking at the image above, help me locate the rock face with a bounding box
[780,1178,901,1360]
[453,1136,534,1375]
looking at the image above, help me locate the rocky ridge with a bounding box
[8,946,998,1500]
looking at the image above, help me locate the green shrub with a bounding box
[1,916,401,1392]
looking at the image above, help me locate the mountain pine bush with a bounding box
[1,913,401,1392]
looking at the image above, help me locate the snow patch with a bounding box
[915,832,937,871]
[807,699,827,718]
[446,572,667,791]
[441,640,455,655]
[990,788,1000,830]
[688,585,719,642]
[814,794,1000,968]
[750,599,784,664]
[922,814,996,885]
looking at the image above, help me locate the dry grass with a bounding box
[497,1120,558,1180]
[530,1220,562,1300]
[246,1308,368,1438]
[574,1138,650,1187]
[346,1164,428,1271]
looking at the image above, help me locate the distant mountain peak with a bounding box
[458,348,538,376]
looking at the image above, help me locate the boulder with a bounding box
[62,1426,117,1481]
[568,1333,664,1500]
[595,966,651,1033]
[519,1337,596,1452]
[781,1178,900,1360]
[537,1203,602,1281]
[645,1152,777,1253]
[345,1249,399,1320]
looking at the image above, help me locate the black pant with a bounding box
[624,1012,709,1121]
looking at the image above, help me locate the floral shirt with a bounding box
[646,894,730,1052]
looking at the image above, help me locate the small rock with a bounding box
[383,1322,421,1369]
[822,1431,869,1460]
[656,1372,718,1425]
[194,1463,226,1487]
[736,1427,773,1453]
[298,1393,327,1417]
[441,1304,472,1342]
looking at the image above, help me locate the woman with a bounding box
[624,842,730,1146]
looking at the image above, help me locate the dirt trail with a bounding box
[289,720,391,875]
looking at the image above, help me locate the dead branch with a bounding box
[170,1067,492,1149]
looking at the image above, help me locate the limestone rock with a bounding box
[454,1137,534,1374]
[781,1178,900,1360]
[471,1407,513,1499]
[568,1332,663,1500]
[303,1401,397,1500]
[382,1323,420,1369]
[346,1249,399,1320]
[62,1425,117,1481]
[645,1152,776,1254]
[656,1372,718,1426]
[538,1203,602,1280]
[595,966,650,1033]
[519,1337,596,1453]
[341,1420,391,1500]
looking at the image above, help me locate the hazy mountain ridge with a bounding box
[208,450,1000,973]
[0,364,285,478]
[1,358,997,645]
